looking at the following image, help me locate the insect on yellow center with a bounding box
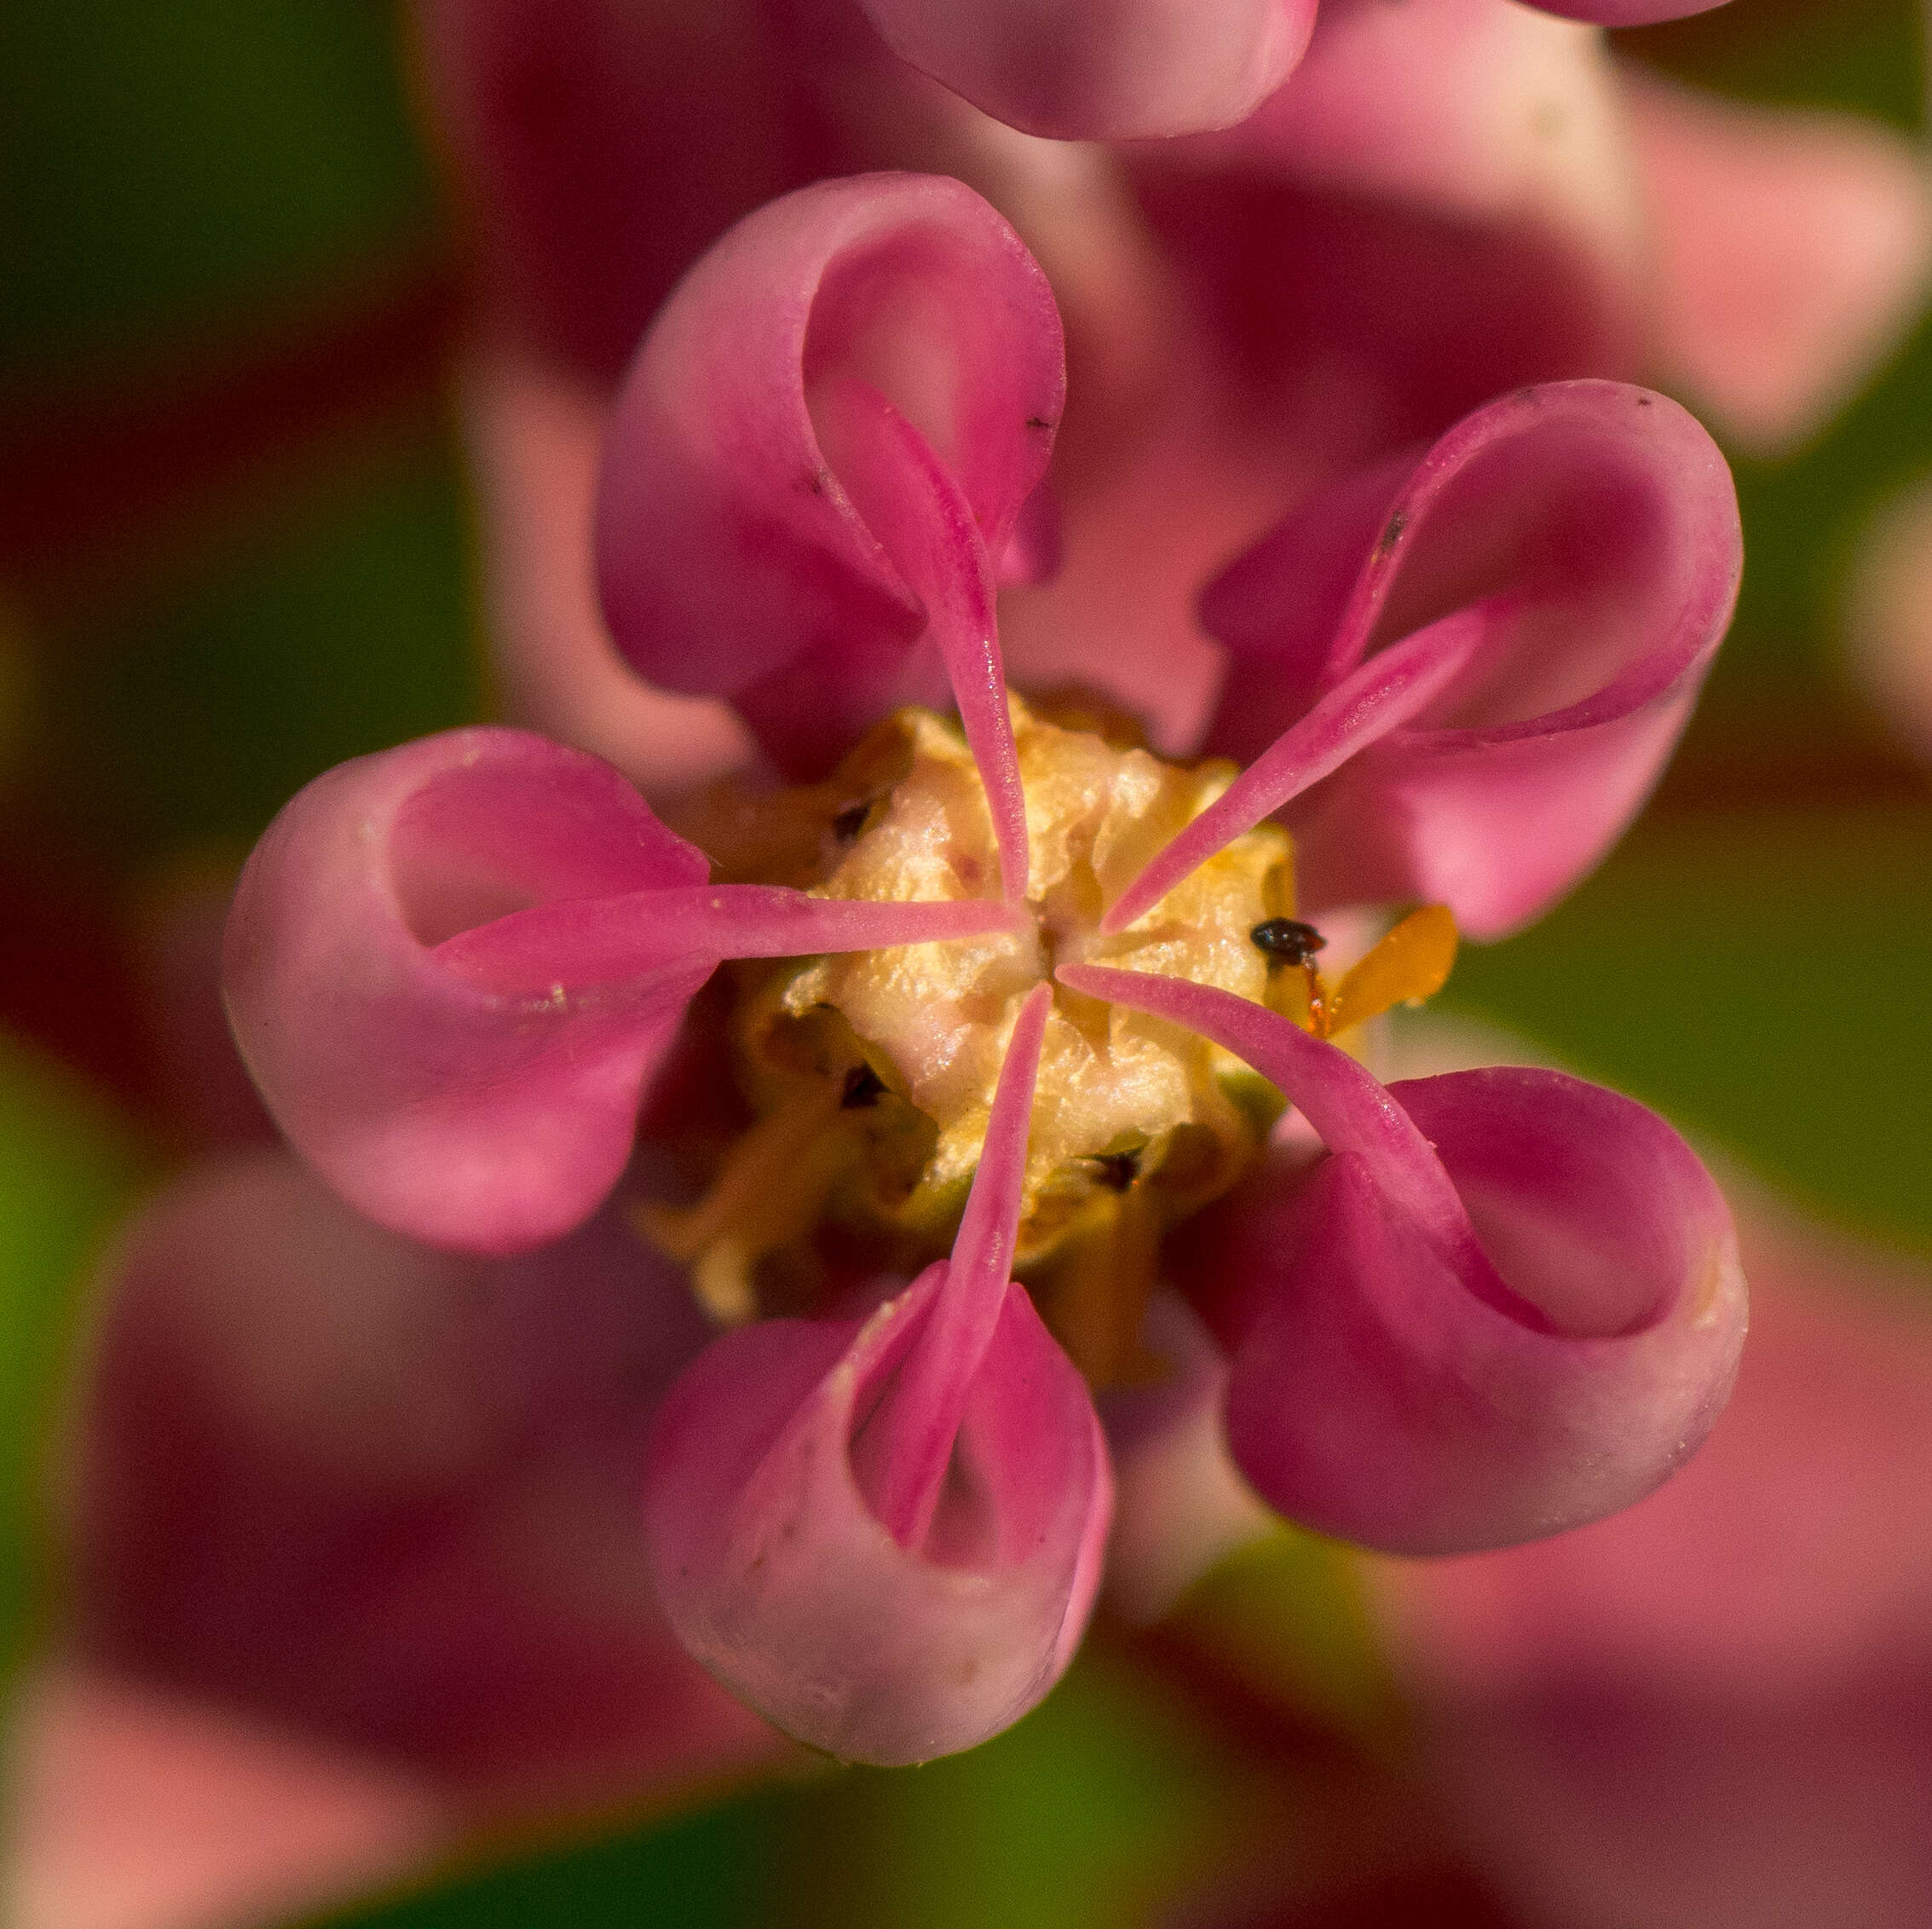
[647,696,1456,1383]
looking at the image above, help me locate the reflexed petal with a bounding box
[1203,1072,1744,1556]
[595,174,1064,777]
[643,986,1112,1763]
[1200,382,1740,939]
[222,729,715,1253]
[852,0,1316,141]
[1065,966,1745,1555]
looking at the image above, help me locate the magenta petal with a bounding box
[596,173,1064,777]
[643,985,1111,1762]
[852,0,1316,141]
[223,728,716,1254]
[1200,1071,1744,1556]
[1064,966,1745,1554]
[643,1274,1110,1764]
[1202,382,1741,939]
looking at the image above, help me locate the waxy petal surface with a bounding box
[854,0,1315,141]
[596,174,1064,778]
[224,729,717,1253]
[1067,967,1745,1555]
[1201,382,1740,938]
[644,986,1110,1763]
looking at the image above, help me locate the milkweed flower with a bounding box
[224,176,1746,1764]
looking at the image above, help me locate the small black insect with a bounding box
[839,1062,888,1109]
[1250,918,1327,967]
[1085,1149,1142,1193]
[831,800,872,843]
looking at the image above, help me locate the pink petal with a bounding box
[851,0,1316,141]
[1201,382,1740,939]
[1064,966,1745,1555]
[66,1150,783,1805]
[643,985,1113,1763]
[222,729,715,1252]
[1371,1204,1932,1929]
[1628,66,1932,454]
[594,173,1064,777]
[8,1662,447,1929]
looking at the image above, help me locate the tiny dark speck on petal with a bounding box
[1376,511,1407,555]
[1636,396,1653,407]
[1025,415,1055,430]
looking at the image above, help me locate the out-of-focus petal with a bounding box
[222,729,715,1253]
[643,986,1111,1763]
[7,1662,447,1929]
[1533,0,1729,20]
[1201,382,1740,939]
[1370,1204,1932,1929]
[852,0,1316,141]
[1628,67,1932,454]
[595,174,1064,777]
[1069,967,1745,1556]
[413,0,803,380]
[459,349,757,800]
[1099,1292,1274,1626]
[65,1151,783,1805]
[1845,472,1932,762]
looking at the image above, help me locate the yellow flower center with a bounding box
[647,696,1456,1383]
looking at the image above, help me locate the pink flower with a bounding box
[222,176,1746,1764]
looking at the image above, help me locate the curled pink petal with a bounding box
[644,985,1112,1763]
[852,0,1316,141]
[223,728,717,1254]
[596,173,1064,778]
[1064,966,1745,1555]
[1202,382,1740,939]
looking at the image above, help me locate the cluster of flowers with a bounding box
[36,3,1932,1920]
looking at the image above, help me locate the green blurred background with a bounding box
[2,3,1928,1924]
